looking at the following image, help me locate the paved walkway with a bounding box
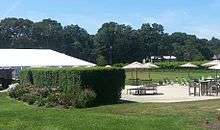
[121,85,220,103]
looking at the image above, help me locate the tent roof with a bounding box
[0,49,96,67]
[180,63,198,68]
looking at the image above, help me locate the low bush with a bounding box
[9,83,33,99]
[9,83,96,108]
[20,93,39,105]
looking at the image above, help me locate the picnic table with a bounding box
[127,84,158,95]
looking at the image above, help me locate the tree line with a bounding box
[0,18,219,65]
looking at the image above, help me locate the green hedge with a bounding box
[155,61,207,69]
[20,67,126,104]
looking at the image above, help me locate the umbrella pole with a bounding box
[188,69,190,79]
[136,68,138,86]
[131,70,133,79]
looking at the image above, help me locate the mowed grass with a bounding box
[1,93,220,130]
[126,69,218,83]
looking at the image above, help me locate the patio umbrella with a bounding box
[143,62,159,80]
[123,62,145,85]
[105,65,112,68]
[180,63,198,68]
[180,63,198,78]
[202,60,220,67]
[209,64,220,78]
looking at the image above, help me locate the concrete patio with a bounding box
[121,85,220,103]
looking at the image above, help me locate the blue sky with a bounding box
[0,0,220,39]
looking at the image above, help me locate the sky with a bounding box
[0,0,220,39]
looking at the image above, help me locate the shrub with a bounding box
[9,83,97,108]
[9,84,40,105]
[9,83,33,99]
[74,89,96,108]
[112,63,127,67]
[20,93,39,105]
[155,61,207,70]
[20,67,125,104]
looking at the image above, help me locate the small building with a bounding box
[150,56,176,61]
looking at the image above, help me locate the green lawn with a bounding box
[1,93,220,130]
[126,69,218,84]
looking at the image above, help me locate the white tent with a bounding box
[202,60,220,67]
[0,49,96,67]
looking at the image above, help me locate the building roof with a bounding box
[150,56,176,60]
[0,49,96,67]
[163,56,176,60]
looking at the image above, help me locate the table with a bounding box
[127,86,157,95]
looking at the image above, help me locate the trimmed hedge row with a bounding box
[20,67,126,104]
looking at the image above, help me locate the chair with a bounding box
[189,81,200,96]
[208,81,219,96]
[143,83,158,94]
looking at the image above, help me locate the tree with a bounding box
[32,19,63,49]
[0,17,218,63]
[95,22,136,64]
[0,18,34,48]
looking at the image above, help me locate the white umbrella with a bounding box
[209,64,220,78]
[143,62,159,69]
[123,62,144,69]
[180,63,198,68]
[180,62,198,78]
[123,62,146,85]
[105,65,112,68]
[209,64,220,70]
[202,60,220,67]
[143,62,159,80]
